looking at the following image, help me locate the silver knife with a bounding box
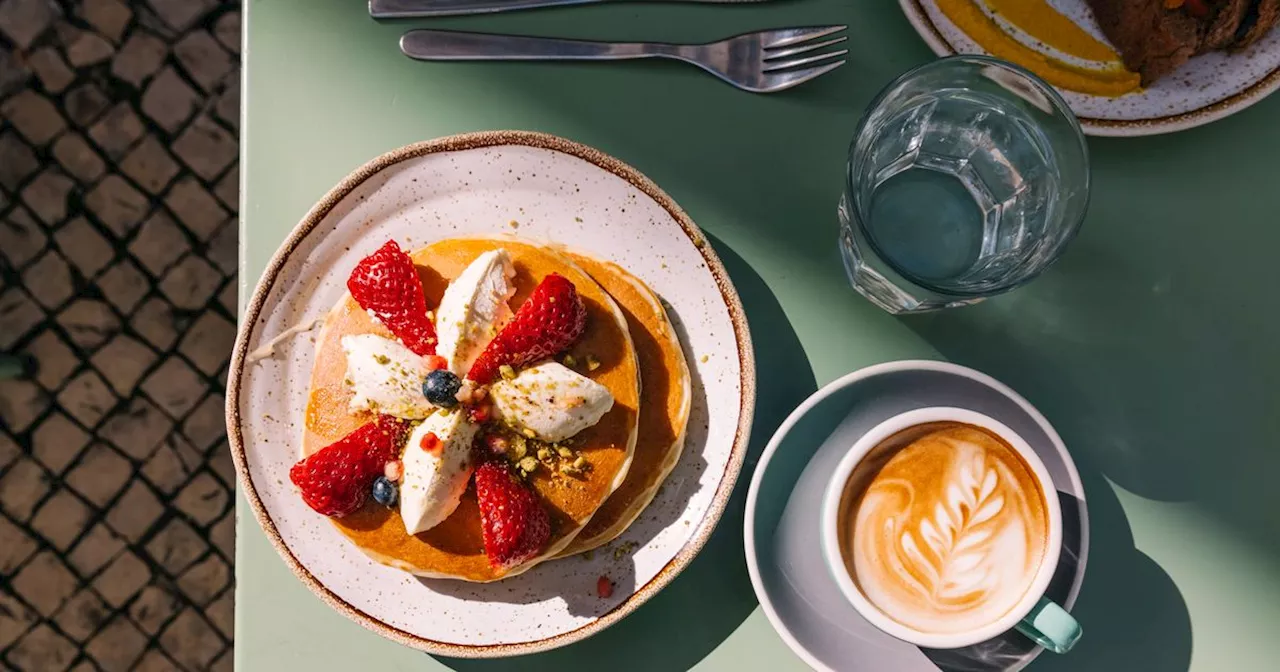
[371,0,769,18]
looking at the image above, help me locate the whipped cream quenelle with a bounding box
[400,410,479,535]
[843,422,1049,635]
[490,361,615,443]
[340,335,435,419]
[435,249,516,376]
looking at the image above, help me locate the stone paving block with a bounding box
[53,216,115,278]
[80,0,132,43]
[145,0,214,33]
[111,29,167,87]
[0,0,62,49]
[120,134,180,195]
[171,115,236,180]
[65,442,132,507]
[97,258,150,313]
[129,210,190,275]
[140,66,197,133]
[52,132,107,182]
[158,607,223,671]
[21,249,74,308]
[30,490,93,551]
[64,81,112,127]
[27,47,75,93]
[20,167,75,225]
[31,410,91,475]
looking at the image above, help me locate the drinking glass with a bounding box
[839,55,1090,314]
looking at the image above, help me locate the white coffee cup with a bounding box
[819,407,1081,652]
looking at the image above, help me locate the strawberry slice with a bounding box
[467,273,586,384]
[474,459,551,570]
[289,416,409,517]
[348,240,437,356]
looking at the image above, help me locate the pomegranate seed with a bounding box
[425,355,448,371]
[596,575,614,598]
[484,434,508,454]
[384,461,403,482]
[419,432,442,455]
[469,404,492,424]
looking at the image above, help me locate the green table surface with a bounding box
[238,1,1280,669]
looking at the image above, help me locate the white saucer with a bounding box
[744,360,1088,671]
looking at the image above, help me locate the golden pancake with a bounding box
[556,251,691,556]
[302,236,640,581]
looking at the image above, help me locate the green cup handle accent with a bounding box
[1015,598,1082,654]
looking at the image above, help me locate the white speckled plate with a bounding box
[900,0,1280,136]
[226,132,755,657]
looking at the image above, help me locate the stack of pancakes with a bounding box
[302,237,691,582]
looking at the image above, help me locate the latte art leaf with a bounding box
[848,425,1049,634]
[896,457,1005,606]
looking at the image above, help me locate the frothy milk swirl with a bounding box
[844,423,1048,634]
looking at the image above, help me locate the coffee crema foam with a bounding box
[838,422,1049,634]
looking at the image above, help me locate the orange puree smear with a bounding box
[935,0,1142,97]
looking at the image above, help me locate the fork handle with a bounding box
[400,30,670,61]
[373,0,604,17]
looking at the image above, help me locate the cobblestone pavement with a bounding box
[0,1,240,670]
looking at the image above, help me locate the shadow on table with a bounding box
[924,456,1191,672]
[436,236,818,671]
[1027,457,1192,672]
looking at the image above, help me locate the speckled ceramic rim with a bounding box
[899,0,1280,137]
[743,360,1088,672]
[225,131,757,658]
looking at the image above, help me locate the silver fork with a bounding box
[399,26,848,93]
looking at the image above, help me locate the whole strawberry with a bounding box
[474,460,552,570]
[467,273,586,384]
[290,416,409,517]
[348,240,438,356]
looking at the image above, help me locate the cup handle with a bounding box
[1015,598,1082,654]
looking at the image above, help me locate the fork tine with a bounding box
[760,25,847,50]
[764,36,848,62]
[761,59,846,92]
[762,49,849,73]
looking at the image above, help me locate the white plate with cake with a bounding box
[226,132,755,656]
[900,0,1280,135]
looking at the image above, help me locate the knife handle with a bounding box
[400,29,666,61]
[371,0,604,17]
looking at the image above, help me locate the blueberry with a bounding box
[372,477,397,507]
[422,369,462,407]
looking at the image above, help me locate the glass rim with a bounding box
[845,55,1092,298]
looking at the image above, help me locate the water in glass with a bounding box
[841,56,1089,313]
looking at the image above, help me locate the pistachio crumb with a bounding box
[583,549,595,561]
[700,355,709,363]
[557,446,573,459]
[513,441,528,460]
[562,354,577,368]
[574,216,583,223]
[586,354,601,371]
[537,447,552,461]
[522,427,536,439]
[499,364,516,380]
[373,354,390,365]
[572,456,588,470]
[518,456,539,473]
